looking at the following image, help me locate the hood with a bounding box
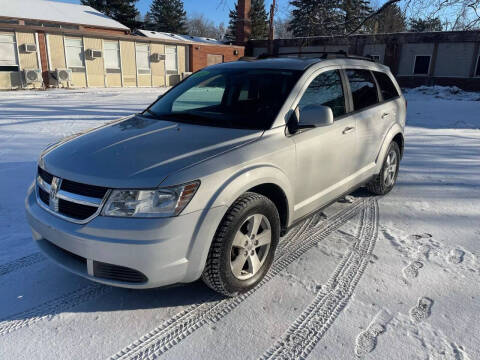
[40,115,262,188]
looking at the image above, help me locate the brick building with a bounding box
[0,0,244,90]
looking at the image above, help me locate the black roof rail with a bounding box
[255,50,377,62]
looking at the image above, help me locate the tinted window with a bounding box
[147,69,301,130]
[373,71,399,101]
[476,56,480,76]
[298,70,346,118]
[346,69,379,111]
[414,56,431,75]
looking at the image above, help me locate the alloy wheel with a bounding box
[230,214,272,280]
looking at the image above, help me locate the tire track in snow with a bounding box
[0,283,111,336]
[0,252,45,277]
[108,199,369,360]
[260,199,378,360]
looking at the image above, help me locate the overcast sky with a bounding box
[51,0,292,25]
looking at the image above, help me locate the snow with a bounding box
[0,86,479,359]
[0,0,129,30]
[137,29,224,45]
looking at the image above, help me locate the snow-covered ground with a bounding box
[0,86,479,359]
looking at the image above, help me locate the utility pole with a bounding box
[268,0,276,54]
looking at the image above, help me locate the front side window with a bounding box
[373,71,399,101]
[145,68,301,130]
[104,40,120,69]
[135,43,150,71]
[346,69,379,111]
[298,70,346,118]
[165,45,178,72]
[413,55,431,75]
[475,56,480,77]
[65,37,84,68]
[0,33,18,70]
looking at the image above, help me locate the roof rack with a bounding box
[256,51,377,62]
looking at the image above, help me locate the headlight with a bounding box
[102,181,200,218]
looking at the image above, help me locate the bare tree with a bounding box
[187,14,226,39]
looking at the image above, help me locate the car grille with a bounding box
[36,166,108,222]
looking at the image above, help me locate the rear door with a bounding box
[344,69,383,171]
[291,68,357,219]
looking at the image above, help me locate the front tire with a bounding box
[202,192,280,296]
[366,141,400,195]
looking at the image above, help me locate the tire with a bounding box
[366,141,400,195]
[202,192,280,296]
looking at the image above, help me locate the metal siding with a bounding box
[16,32,39,69]
[71,70,87,87]
[84,37,105,87]
[150,43,165,87]
[0,72,21,89]
[106,73,122,87]
[47,34,66,69]
[178,45,186,74]
[398,43,435,75]
[434,42,475,77]
[363,44,386,63]
[120,40,136,87]
[138,73,151,87]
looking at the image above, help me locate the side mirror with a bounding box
[298,104,334,128]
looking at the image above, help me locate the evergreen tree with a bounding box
[250,0,269,40]
[81,0,139,30]
[409,17,443,32]
[226,7,238,42]
[342,0,373,33]
[143,11,155,30]
[289,0,343,37]
[149,0,187,34]
[367,4,406,34]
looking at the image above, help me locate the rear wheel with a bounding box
[366,142,400,195]
[202,192,280,296]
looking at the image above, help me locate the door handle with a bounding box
[381,113,390,119]
[342,126,355,134]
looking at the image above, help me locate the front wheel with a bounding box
[202,192,280,296]
[366,142,400,195]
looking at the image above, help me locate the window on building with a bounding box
[413,55,431,75]
[475,56,480,77]
[65,37,85,68]
[135,43,150,72]
[104,41,120,70]
[298,70,346,118]
[370,55,381,62]
[165,45,178,72]
[0,33,18,71]
[373,71,399,101]
[346,69,379,111]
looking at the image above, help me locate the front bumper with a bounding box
[25,183,225,289]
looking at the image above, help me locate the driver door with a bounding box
[291,69,357,220]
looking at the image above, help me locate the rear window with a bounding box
[346,69,379,111]
[373,71,399,101]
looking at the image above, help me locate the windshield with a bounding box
[144,68,302,130]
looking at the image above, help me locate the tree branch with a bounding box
[346,0,401,36]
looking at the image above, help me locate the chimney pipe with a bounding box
[236,0,251,44]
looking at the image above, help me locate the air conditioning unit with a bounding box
[181,72,192,80]
[85,49,102,59]
[150,53,165,62]
[54,68,72,83]
[20,44,37,53]
[23,69,42,84]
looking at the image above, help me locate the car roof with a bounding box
[211,57,322,71]
[208,56,391,73]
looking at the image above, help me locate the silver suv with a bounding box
[26,55,406,296]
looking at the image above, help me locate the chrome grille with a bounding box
[36,167,109,223]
